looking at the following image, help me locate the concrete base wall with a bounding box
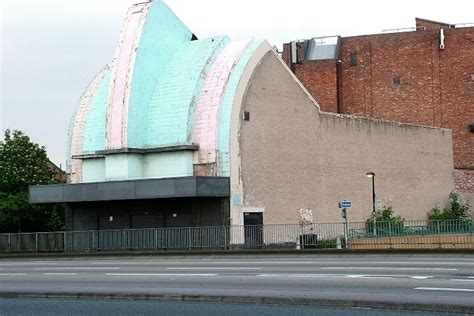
[349,234,474,250]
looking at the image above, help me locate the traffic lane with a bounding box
[1,256,473,270]
[2,298,459,316]
[1,267,473,280]
[0,270,473,304]
[1,281,473,310]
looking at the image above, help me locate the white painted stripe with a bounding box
[34,267,120,270]
[415,287,474,292]
[468,276,474,279]
[321,267,456,271]
[106,273,217,277]
[0,273,27,276]
[257,273,433,280]
[92,262,184,265]
[166,267,262,270]
[451,279,474,282]
[257,274,344,278]
[370,261,474,266]
[0,262,57,266]
[211,261,317,265]
[347,275,393,280]
[43,273,77,276]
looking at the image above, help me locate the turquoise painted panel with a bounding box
[82,158,106,183]
[144,36,230,148]
[143,152,193,179]
[127,0,193,148]
[82,69,112,153]
[127,154,143,179]
[66,68,108,172]
[218,40,264,176]
[105,154,130,181]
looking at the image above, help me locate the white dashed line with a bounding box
[321,267,456,271]
[106,273,217,277]
[0,273,27,276]
[415,287,474,292]
[34,267,120,270]
[43,273,78,276]
[166,267,262,270]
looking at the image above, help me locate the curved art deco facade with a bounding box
[66,0,272,184]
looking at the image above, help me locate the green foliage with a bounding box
[428,192,471,221]
[0,130,63,233]
[0,130,53,193]
[366,206,405,236]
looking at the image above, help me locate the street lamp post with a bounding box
[366,172,376,236]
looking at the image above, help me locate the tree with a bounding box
[0,130,64,232]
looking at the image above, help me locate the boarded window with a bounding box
[350,53,357,66]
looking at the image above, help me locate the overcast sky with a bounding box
[1,0,473,167]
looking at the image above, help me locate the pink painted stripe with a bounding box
[70,69,108,183]
[106,8,144,149]
[193,39,253,150]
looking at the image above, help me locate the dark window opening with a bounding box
[392,77,401,85]
[469,123,474,133]
[243,111,250,121]
[350,53,357,66]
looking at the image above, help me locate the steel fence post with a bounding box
[35,233,38,253]
[8,234,11,254]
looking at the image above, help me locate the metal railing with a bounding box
[0,220,472,253]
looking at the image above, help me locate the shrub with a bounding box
[428,192,471,221]
[366,206,405,237]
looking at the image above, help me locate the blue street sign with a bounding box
[339,200,352,209]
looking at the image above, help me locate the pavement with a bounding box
[0,253,473,313]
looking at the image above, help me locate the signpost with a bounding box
[338,200,352,248]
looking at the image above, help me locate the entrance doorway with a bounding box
[244,212,263,248]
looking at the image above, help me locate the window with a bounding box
[392,77,401,85]
[469,123,474,133]
[350,53,357,66]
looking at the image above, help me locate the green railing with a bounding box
[351,220,473,238]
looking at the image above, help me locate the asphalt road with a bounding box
[0,254,473,312]
[0,298,463,316]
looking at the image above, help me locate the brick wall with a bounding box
[282,23,474,174]
[295,60,338,113]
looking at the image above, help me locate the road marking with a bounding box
[415,287,474,292]
[92,262,185,265]
[43,273,77,276]
[370,261,474,266]
[257,273,432,280]
[166,267,262,270]
[0,273,27,276]
[321,267,457,271]
[106,273,217,277]
[0,262,58,266]
[34,267,120,270]
[257,274,344,278]
[346,275,393,279]
[451,279,474,282]
[211,261,317,265]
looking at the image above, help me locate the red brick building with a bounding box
[282,18,474,201]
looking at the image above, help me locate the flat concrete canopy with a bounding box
[29,177,230,204]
